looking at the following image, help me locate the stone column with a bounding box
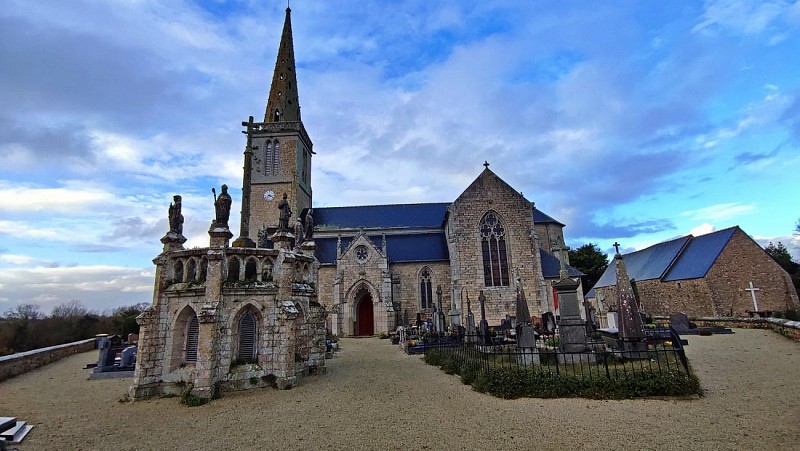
[233,116,256,248]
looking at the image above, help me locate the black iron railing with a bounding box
[421,332,690,380]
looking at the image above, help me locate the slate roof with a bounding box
[533,208,564,226]
[314,203,563,229]
[314,203,449,229]
[592,227,739,289]
[662,227,737,281]
[315,233,449,265]
[540,249,584,278]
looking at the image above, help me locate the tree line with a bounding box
[0,301,148,357]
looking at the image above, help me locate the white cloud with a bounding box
[693,0,788,35]
[690,223,717,236]
[0,265,153,314]
[681,203,756,222]
[0,253,37,265]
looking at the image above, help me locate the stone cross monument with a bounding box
[612,242,647,357]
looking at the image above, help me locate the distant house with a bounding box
[592,226,799,318]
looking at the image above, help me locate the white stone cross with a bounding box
[745,281,760,311]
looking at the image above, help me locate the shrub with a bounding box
[421,347,702,400]
[179,383,209,407]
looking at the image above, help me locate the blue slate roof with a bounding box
[662,227,736,281]
[533,208,564,226]
[315,232,449,265]
[592,227,740,289]
[314,203,564,230]
[593,236,690,288]
[314,203,449,229]
[540,249,583,278]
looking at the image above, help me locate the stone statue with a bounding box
[278,193,291,232]
[168,195,184,235]
[304,208,314,241]
[212,184,232,228]
[257,224,270,248]
[294,217,304,245]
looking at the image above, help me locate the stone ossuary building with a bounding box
[591,226,800,318]
[132,5,586,400]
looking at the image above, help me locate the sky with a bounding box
[1,0,799,314]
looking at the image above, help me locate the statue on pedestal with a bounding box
[304,208,314,241]
[294,217,304,246]
[168,195,184,235]
[212,184,232,229]
[278,193,291,232]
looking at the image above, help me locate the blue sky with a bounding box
[1,0,799,313]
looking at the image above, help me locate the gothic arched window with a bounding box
[419,267,433,309]
[265,141,273,175]
[237,311,257,362]
[272,140,280,175]
[480,211,509,287]
[185,313,199,363]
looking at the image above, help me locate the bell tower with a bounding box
[236,7,313,246]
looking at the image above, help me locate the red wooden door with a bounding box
[356,297,374,336]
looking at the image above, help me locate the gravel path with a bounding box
[1,328,798,450]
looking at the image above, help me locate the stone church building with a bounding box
[591,226,800,318]
[238,7,582,337]
[130,7,593,399]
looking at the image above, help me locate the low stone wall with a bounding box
[660,316,800,341]
[0,339,96,382]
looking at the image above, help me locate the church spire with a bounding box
[264,7,301,123]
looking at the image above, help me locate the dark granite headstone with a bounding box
[669,312,692,334]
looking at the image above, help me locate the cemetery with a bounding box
[413,248,703,399]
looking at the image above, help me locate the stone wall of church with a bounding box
[390,261,451,324]
[317,265,337,308]
[447,170,544,324]
[706,229,800,316]
[535,223,565,257]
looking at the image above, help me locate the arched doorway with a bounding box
[354,287,374,336]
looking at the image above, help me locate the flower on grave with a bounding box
[664,340,673,347]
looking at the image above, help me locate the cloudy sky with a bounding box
[1,0,799,314]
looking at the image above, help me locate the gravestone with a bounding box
[606,311,618,329]
[514,280,539,365]
[119,345,137,368]
[478,291,490,345]
[449,288,461,329]
[554,276,588,353]
[669,312,692,334]
[611,244,647,358]
[435,285,446,333]
[465,294,477,343]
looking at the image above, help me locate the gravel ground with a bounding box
[1,328,798,450]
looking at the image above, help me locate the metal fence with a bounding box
[420,331,690,380]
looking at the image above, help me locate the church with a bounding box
[240,7,583,337]
[130,7,583,399]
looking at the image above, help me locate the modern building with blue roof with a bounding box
[592,226,798,318]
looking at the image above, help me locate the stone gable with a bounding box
[447,169,545,324]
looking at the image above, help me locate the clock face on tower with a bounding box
[264,190,276,201]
